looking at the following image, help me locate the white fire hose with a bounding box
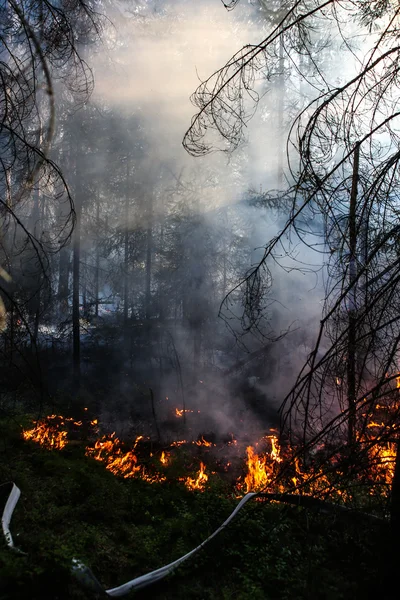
[2,481,383,597]
[1,481,258,597]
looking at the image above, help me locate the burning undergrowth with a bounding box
[21,408,397,505]
[22,413,99,450]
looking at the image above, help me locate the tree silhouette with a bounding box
[184,0,400,520]
[0,1,101,394]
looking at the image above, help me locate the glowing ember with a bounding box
[175,408,194,418]
[183,462,208,491]
[133,435,144,449]
[367,421,386,429]
[227,433,237,446]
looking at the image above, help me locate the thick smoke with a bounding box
[74,0,329,439]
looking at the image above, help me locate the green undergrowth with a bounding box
[0,416,393,600]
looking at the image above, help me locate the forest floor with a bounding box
[0,413,394,600]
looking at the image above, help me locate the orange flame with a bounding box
[85,433,141,478]
[243,446,272,492]
[160,450,171,465]
[85,433,165,483]
[367,421,386,429]
[242,434,282,493]
[269,435,282,463]
[23,419,68,450]
[22,414,82,450]
[372,442,396,485]
[195,436,213,447]
[22,412,399,499]
[183,462,208,491]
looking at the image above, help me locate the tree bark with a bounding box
[277,21,285,187]
[124,161,130,329]
[145,194,153,321]
[72,134,82,391]
[347,143,360,447]
[58,247,70,318]
[94,195,100,318]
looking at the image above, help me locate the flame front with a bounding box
[23,420,67,450]
[85,433,139,478]
[22,412,400,499]
[85,433,166,483]
[22,415,78,450]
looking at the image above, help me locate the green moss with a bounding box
[0,417,389,599]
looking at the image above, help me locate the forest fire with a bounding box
[369,442,396,486]
[21,413,399,499]
[85,433,166,483]
[22,415,69,450]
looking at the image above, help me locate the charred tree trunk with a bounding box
[124,161,130,330]
[58,247,70,318]
[347,143,360,447]
[29,185,41,344]
[72,136,82,391]
[277,22,284,188]
[387,440,400,592]
[391,441,400,531]
[158,197,165,321]
[94,195,100,318]
[145,194,153,321]
[82,250,87,314]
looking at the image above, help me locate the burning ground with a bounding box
[20,408,397,501]
[0,405,397,600]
